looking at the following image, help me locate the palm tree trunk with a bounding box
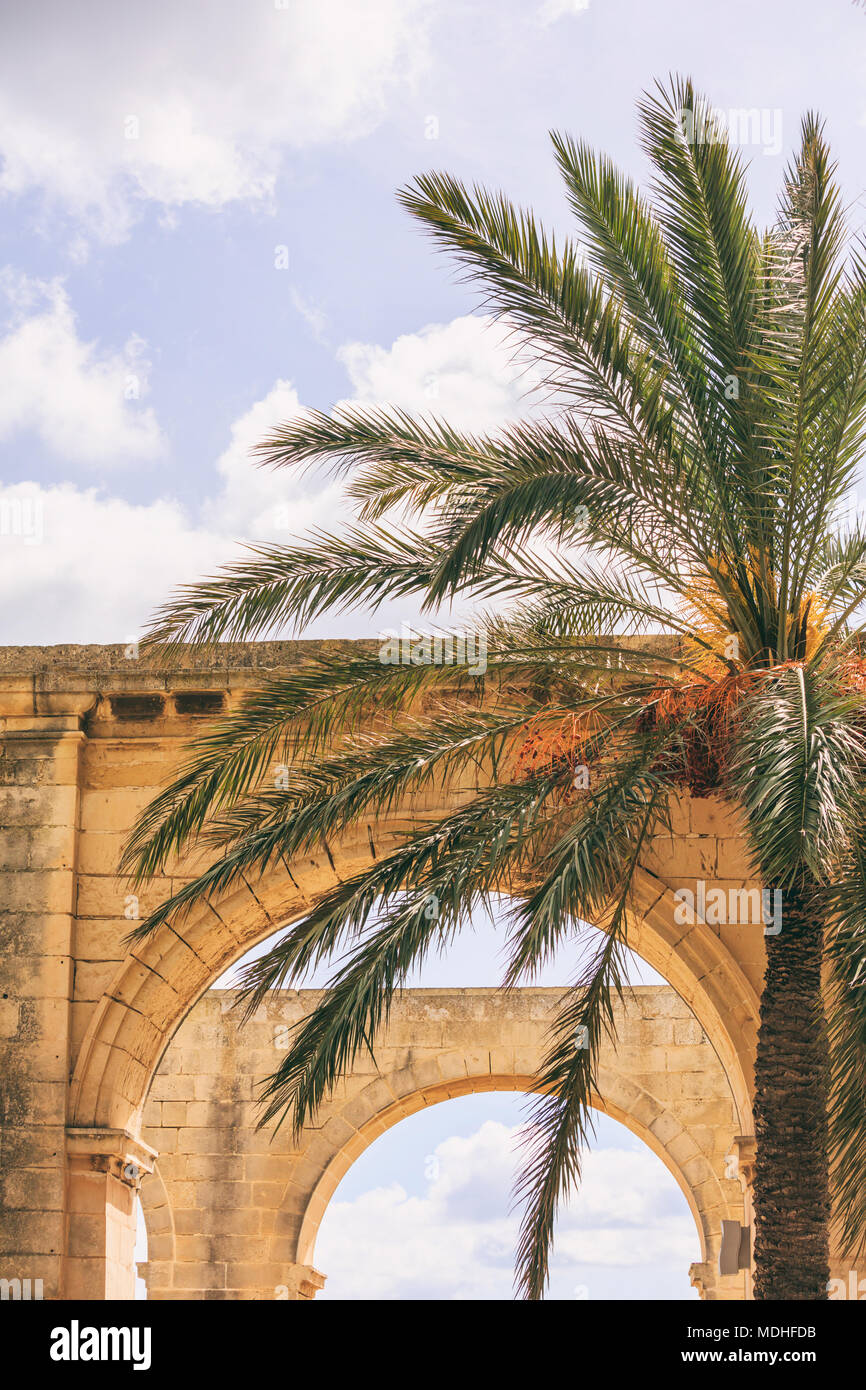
[752,881,830,1299]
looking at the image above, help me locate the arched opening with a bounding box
[311,1092,702,1299]
[292,1068,717,1286]
[212,895,736,1291]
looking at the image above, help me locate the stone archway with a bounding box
[0,643,771,1300]
[291,1074,720,1280]
[136,985,747,1301]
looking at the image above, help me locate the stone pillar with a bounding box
[0,693,90,1300]
[63,1129,156,1299]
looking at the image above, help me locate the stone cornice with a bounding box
[0,636,684,720]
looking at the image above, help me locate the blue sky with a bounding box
[3,0,866,643]
[9,0,862,1299]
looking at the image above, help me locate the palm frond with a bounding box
[142,526,436,649]
[396,170,672,440]
[513,785,664,1298]
[243,772,575,1126]
[728,664,865,885]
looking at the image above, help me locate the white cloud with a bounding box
[0,0,432,242]
[538,0,591,25]
[0,481,224,644]
[1,312,535,643]
[202,378,347,542]
[205,319,530,548]
[315,1119,700,1300]
[337,315,534,432]
[0,271,164,466]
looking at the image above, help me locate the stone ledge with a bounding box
[0,635,683,676]
[0,640,378,677]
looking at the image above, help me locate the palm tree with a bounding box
[123,77,866,1301]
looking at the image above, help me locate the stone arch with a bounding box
[64,799,759,1303]
[288,1060,726,1277]
[69,851,758,1145]
[136,985,746,1301]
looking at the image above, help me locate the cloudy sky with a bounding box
[314,1099,699,1301]
[8,0,861,1297]
[3,0,866,644]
